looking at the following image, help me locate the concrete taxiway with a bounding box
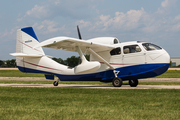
[0,84,180,89]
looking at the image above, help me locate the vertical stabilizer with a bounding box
[14,27,45,72]
[16,27,45,55]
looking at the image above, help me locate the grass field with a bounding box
[156,70,180,78]
[0,87,180,120]
[0,70,180,119]
[0,70,44,77]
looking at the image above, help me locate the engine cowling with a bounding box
[87,37,119,45]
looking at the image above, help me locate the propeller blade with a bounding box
[77,25,82,40]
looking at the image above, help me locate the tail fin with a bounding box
[16,27,45,55]
[11,27,45,72]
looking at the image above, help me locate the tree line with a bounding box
[1,55,89,68]
[0,59,16,68]
[52,55,89,68]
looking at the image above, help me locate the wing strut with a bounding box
[76,46,87,62]
[74,46,101,74]
[88,48,114,70]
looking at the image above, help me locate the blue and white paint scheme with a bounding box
[10,27,170,87]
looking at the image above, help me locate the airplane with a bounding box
[10,26,170,87]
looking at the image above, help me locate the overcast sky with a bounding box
[0,0,180,60]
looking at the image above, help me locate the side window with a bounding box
[110,47,121,56]
[123,45,141,54]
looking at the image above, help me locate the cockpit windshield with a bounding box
[142,43,162,51]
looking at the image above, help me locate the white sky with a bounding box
[0,0,180,60]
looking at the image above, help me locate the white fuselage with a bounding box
[16,41,170,76]
[11,27,170,84]
[90,41,170,72]
[12,27,170,80]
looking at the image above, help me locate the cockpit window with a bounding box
[123,45,141,54]
[142,43,162,51]
[114,38,119,44]
[110,47,121,55]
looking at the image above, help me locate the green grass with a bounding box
[156,70,180,78]
[0,87,180,120]
[0,70,44,77]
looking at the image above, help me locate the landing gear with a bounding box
[112,77,122,87]
[53,81,58,86]
[129,79,138,87]
[53,78,60,86]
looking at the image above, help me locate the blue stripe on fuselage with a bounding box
[17,63,169,82]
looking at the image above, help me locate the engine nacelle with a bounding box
[74,61,101,74]
[87,37,119,45]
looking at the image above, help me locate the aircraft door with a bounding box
[109,47,123,68]
[122,45,145,67]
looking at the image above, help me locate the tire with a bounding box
[129,79,138,87]
[53,81,58,86]
[112,78,122,87]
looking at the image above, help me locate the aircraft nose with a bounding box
[148,50,170,64]
[154,51,170,64]
[162,51,170,63]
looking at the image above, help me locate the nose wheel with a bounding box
[129,79,138,87]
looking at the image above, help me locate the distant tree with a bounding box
[85,54,90,61]
[0,60,4,67]
[65,56,80,68]
[52,57,65,65]
[177,64,180,67]
[52,55,89,68]
[6,59,16,67]
[170,61,172,67]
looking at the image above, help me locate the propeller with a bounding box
[77,25,82,40]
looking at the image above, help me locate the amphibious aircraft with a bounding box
[10,27,170,87]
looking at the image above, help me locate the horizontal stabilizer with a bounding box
[10,53,43,57]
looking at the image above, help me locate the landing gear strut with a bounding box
[53,78,60,86]
[112,77,122,87]
[129,79,138,87]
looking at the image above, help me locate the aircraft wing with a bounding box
[34,37,115,53]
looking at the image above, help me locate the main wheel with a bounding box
[53,81,58,86]
[129,79,138,87]
[112,78,122,87]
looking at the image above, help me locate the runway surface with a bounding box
[0,84,180,89]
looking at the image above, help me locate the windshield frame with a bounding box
[142,43,162,51]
